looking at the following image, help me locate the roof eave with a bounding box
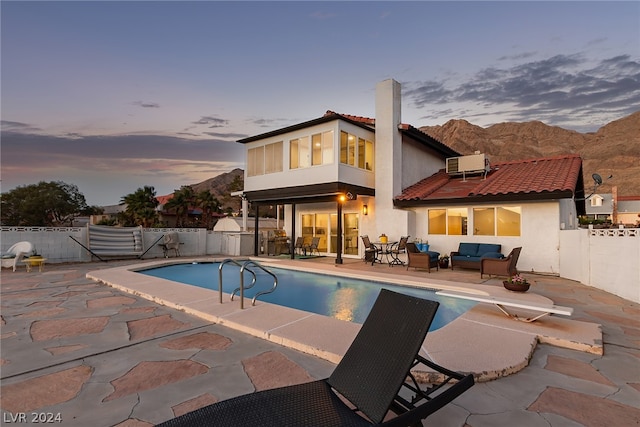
[237,113,374,144]
[393,190,576,207]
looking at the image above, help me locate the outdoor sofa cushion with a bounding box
[451,243,504,271]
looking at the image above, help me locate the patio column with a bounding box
[254,204,259,256]
[336,197,343,264]
[290,203,296,260]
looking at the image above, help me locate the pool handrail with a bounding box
[240,260,278,308]
[218,259,256,305]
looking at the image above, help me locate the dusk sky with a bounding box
[2,1,639,206]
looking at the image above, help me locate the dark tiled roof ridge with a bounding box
[489,153,581,167]
[324,110,375,125]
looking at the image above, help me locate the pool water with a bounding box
[138,262,476,331]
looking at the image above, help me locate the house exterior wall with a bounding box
[401,137,446,191]
[409,201,561,274]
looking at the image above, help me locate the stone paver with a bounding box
[1,259,638,426]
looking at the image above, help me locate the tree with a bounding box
[196,190,221,229]
[164,186,195,227]
[1,181,90,226]
[121,186,159,227]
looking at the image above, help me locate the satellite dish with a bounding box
[592,173,603,186]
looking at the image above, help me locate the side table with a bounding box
[23,257,47,272]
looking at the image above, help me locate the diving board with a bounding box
[436,290,573,323]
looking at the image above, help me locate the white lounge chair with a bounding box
[436,290,573,323]
[1,241,34,271]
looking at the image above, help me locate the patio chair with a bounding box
[1,241,34,272]
[155,289,474,427]
[406,242,440,273]
[361,235,382,265]
[158,232,182,258]
[480,247,522,279]
[293,237,306,255]
[305,236,321,256]
[389,235,409,266]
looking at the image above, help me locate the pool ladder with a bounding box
[218,259,278,309]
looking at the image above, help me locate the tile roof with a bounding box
[395,154,583,205]
[324,110,375,125]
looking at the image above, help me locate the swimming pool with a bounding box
[138,262,476,331]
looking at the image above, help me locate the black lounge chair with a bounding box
[156,289,474,427]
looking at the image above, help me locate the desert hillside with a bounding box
[420,111,640,196]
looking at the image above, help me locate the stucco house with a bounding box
[236,79,585,274]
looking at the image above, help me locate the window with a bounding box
[474,206,522,236]
[247,146,263,177]
[311,131,334,166]
[590,196,603,207]
[447,208,468,235]
[247,141,282,177]
[473,208,495,235]
[428,208,469,235]
[265,141,282,174]
[496,207,521,236]
[428,209,446,234]
[341,131,373,170]
[291,131,333,169]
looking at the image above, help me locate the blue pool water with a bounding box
[138,262,476,331]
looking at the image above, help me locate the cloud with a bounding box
[132,101,160,108]
[1,120,42,132]
[406,54,640,131]
[192,116,229,127]
[203,131,249,139]
[1,130,244,201]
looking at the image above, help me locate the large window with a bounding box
[496,207,521,236]
[341,131,373,170]
[473,207,521,236]
[247,141,283,177]
[291,131,333,169]
[430,206,521,236]
[473,208,495,235]
[429,208,468,235]
[447,208,468,235]
[428,209,446,234]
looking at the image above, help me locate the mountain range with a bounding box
[190,111,640,212]
[420,111,640,196]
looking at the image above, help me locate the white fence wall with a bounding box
[2,227,637,303]
[559,228,639,303]
[1,227,255,263]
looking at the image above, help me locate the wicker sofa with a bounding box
[450,243,503,270]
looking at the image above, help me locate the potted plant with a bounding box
[438,254,449,269]
[28,248,42,259]
[503,274,530,292]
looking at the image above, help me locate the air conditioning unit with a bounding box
[446,153,489,176]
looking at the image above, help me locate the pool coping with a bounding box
[87,257,603,382]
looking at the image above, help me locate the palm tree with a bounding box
[121,186,159,227]
[165,186,195,227]
[196,190,221,229]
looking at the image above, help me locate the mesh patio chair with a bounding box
[305,236,321,256]
[361,235,382,265]
[155,289,474,427]
[293,237,306,255]
[389,235,409,266]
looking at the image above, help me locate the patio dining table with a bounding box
[374,241,396,265]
